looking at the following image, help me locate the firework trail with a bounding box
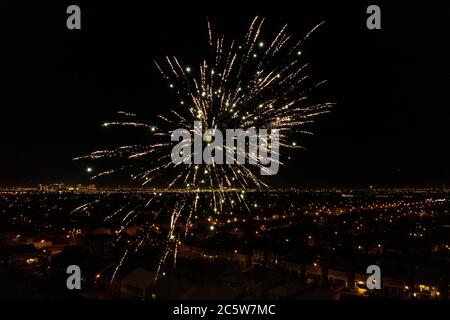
[74,16,333,281]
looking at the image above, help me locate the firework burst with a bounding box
[73,16,333,280]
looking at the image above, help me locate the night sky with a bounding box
[2,0,449,187]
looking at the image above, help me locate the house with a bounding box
[121,268,156,300]
[121,268,193,300]
[354,273,410,299]
[382,277,409,298]
[232,252,251,271]
[0,232,19,245]
[328,268,351,288]
[31,239,53,250]
[251,250,264,269]
[265,252,283,269]
[305,262,323,284]
[284,262,303,278]
[85,234,114,257]
[2,244,39,267]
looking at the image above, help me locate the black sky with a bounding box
[2,0,449,187]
